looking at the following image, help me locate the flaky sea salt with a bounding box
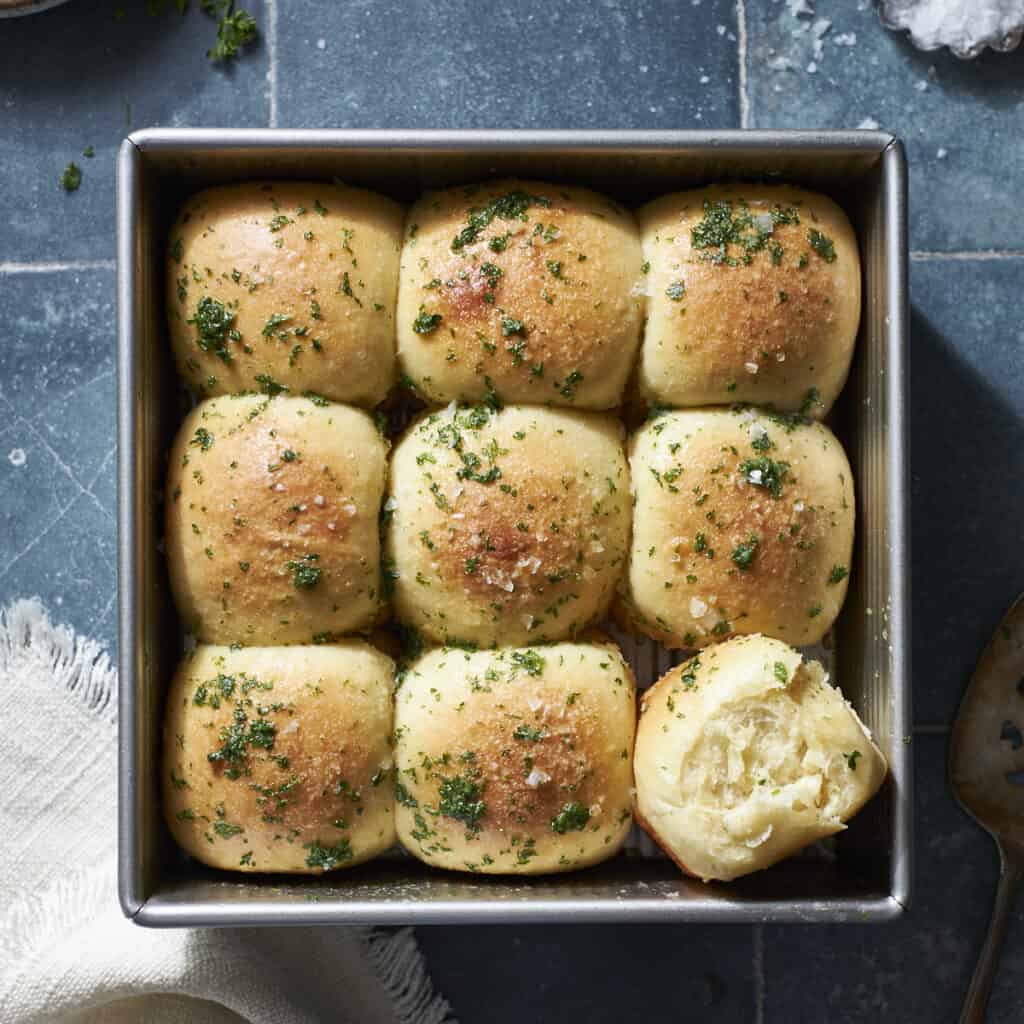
[879,0,1024,57]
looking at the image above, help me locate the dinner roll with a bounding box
[619,407,854,648]
[163,642,396,873]
[638,185,860,416]
[166,394,387,645]
[634,634,886,882]
[396,179,644,409]
[386,403,631,647]
[393,641,636,874]
[167,181,403,407]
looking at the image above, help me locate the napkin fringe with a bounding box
[363,927,457,1024]
[0,597,117,723]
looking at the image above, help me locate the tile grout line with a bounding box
[753,922,765,1024]
[911,250,1024,261]
[0,260,116,274]
[736,0,750,128]
[266,0,279,128]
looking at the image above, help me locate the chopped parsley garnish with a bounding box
[413,310,443,334]
[773,661,789,684]
[207,706,276,777]
[395,780,419,808]
[339,271,362,306]
[304,837,353,870]
[437,775,486,829]
[827,564,849,586]
[845,750,862,771]
[545,259,562,278]
[513,724,545,741]
[170,238,184,263]
[558,370,583,400]
[799,387,821,417]
[188,296,237,363]
[192,672,237,708]
[808,228,837,262]
[731,536,759,571]
[483,375,502,411]
[204,0,258,65]
[191,427,214,451]
[287,554,322,589]
[254,373,288,396]
[455,450,501,485]
[680,656,701,689]
[451,190,551,251]
[666,281,686,301]
[268,214,291,232]
[501,316,526,336]
[60,162,82,192]
[739,456,789,498]
[261,312,291,337]
[212,820,244,839]
[511,649,546,676]
[691,199,800,266]
[480,262,503,287]
[464,556,480,575]
[751,432,772,452]
[550,801,590,834]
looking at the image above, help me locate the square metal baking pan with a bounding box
[118,129,910,926]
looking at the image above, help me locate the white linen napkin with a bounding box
[0,598,455,1024]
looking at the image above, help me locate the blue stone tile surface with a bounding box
[0,267,118,652]
[275,0,740,129]
[0,1,269,263]
[1,2,1023,1021]
[746,0,1024,251]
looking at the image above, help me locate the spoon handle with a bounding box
[959,848,1022,1024]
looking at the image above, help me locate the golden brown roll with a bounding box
[396,179,644,409]
[166,394,387,645]
[167,181,403,407]
[638,185,860,416]
[619,407,854,648]
[386,403,631,647]
[163,642,396,873]
[634,635,886,882]
[393,640,636,874]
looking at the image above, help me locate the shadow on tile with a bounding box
[909,266,1024,727]
[416,919,754,1024]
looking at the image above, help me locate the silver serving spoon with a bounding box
[950,594,1024,1023]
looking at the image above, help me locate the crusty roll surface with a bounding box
[163,642,396,873]
[638,185,860,416]
[166,395,387,645]
[634,634,886,882]
[393,641,636,874]
[619,406,854,649]
[167,181,403,407]
[386,403,631,647]
[396,179,644,409]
